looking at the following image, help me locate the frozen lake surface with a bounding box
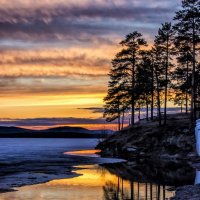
[0,138,99,162]
[0,138,118,192]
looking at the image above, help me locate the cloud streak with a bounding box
[0,0,179,43]
[78,107,104,113]
[0,47,112,78]
[0,117,107,127]
[0,77,107,96]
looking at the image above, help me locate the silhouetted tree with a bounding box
[174,0,200,122]
[104,0,200,129]
[151,46,165,126]
[135,50,154,120]
[173,37,193,113]
[104,53,130,130]
[119,32,147,125]
[154,22,174,125]
[172,44,192,114]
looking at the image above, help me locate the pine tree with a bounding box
[173,39,193,113]
[119,32,147,125]
[174,0,200,122]
[135,50,154,121]
[104,53,130,130]
[151,45,166,126]
[154,22,174,125]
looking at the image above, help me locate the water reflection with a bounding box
[103,177,170,200]
[0,161,186,200]
[64,149,101,157]
[102,160,195,187]
[101,160,195,200]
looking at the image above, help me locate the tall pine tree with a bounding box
[119,32,147,125]
[154,22,174,125]
[174,0,200,122]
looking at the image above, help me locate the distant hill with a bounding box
[0,126,35,134]
[41,126,93,134]
[0,126,113,138]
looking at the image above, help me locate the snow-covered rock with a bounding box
[195,119,200,156]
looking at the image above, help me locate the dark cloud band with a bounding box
[0,1,179,43]
[0,117,108,127]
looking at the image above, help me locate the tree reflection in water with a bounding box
[103,178,168,200]
[103,180,120,200]
[101,160,195,200]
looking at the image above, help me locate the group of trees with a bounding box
[104,0,200,130]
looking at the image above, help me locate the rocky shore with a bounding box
[97,113,196,161]
[97,113,200,199]
[172,185,200,200]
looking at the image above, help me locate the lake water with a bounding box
[0,138,195,200]
[0,165,176,200]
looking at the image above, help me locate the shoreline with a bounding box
[0,138,125,194]
[97,113,195,161]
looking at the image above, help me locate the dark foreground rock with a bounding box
[97,113,196,161]
[172,185,200,200]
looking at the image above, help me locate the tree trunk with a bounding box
[155,67,162,126]
[118,103,121,131]
[157,90,161,126]
[186,57,189,114]
[151,63,154,120]
[131,56,135,126]
[191,16,196,123]
[164,36,169,125]
[146,100,149,121]
[138,103,141,121]
[181,101,183,113]
[118,115,121,131]
[121,108,125,129]
[131,95,135,126]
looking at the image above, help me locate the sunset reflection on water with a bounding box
[0,164,175,200]
[64,149,101,157]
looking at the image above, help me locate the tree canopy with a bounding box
[104,0,200,129]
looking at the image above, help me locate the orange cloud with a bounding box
[0,46,116,77]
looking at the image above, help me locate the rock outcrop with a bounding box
[97,114,196,161]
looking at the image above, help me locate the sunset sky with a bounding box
[0,0,181,128]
